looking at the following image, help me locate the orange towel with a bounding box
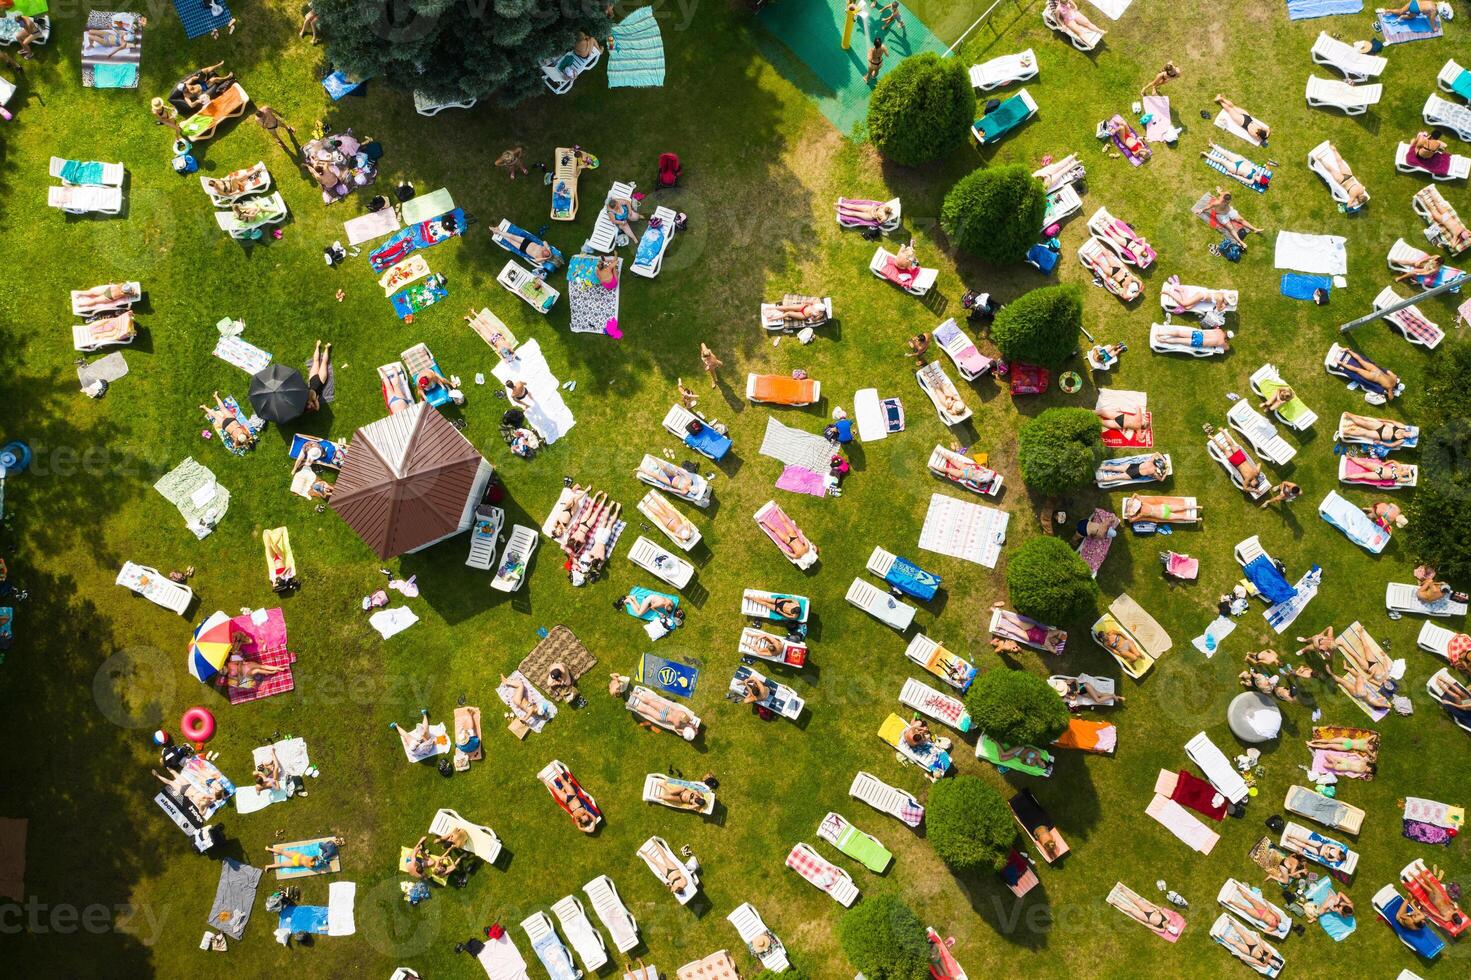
[1053,718,1116,754]
[751,375,815,405]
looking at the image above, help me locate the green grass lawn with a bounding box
[3,1,1470,977]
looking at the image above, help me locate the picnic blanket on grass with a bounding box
[225,608,294,705]
[389,273,447,320]
[207,859,261,941]
[1143,96,1174,142]
[491,339,574,444]
[565,255,620,335]
[518,625,598,700]
[776,465,827,497]
[345,208,401,247]
[608,5,666,88]
[1377,9,1442,43]
[1282,273,1331,301]
[1275,232,1347,276]
[173,0,232,39]
[81,11,142,89]
[155,457,228,538]
[919,493,1008,568]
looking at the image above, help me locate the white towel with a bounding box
[327,881,356,936]
[1274,231,1348,275]
[853,388,887,442]
[492,339,576,445]
[1087,0,1131,17]
[343,208,401,246]
[1191,616,1237,657]
[272,737,311,776]
[369,606,419,639]
[918,493,1009,568]
[1146,794,1219,854]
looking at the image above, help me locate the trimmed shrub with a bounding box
[940,164,1047,263]
[1405,420,1471,582]
[867,53,974,166]
[927,775,1016,874]
[1006,536,1100,623]
[965,669,1070,747]
[838,895,931,980]
[1017,408,1104,494]
[992,284,1084,368]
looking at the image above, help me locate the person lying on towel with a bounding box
[1162,277,1232,313]
[500,673,551,722]
[497,226,564,273]
[1095,623,1146,667]
[1312,145,1367,210]
[654,779,708,810]
[1216,918,1282,973]
[546,770,600,832]
[1095,402,1148,440]
[762,509,814,562]
[1107,118,1151,161]
[1343,455,1414,487]
[265,836,343,873]
[1420,191,1471,252]
[1202,145,1270,187]
[1328,663,1390,711]
[748,594,804,622]
[1310,749,1374,776]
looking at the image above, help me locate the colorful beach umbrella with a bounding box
[187,610,234,682]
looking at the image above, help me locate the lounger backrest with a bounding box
[584,876,637,949]
[1185,732,1248,803]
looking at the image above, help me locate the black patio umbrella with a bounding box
[248,363,310,422]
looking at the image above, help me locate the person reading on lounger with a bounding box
[1097,454,1168,483]
[1240,668,1298,703]
[73,282,139,314]
[1203,188,1262,249]
[1330,663,1390,710]
[902,719,950,753]
[1106,118,1151,161]
[1204,424,1263,488]
[1087,246,1143,299]
[644,844,692,896]
[641,458,695,495]
[1046,0,1105,44]
[627,687,699,739]
[1155,324,1231,351]
[1222,881,1282,932]
[1113,889,1179,934]
[1420,192,1471,251]
[1122,494,1200,523]
[1214,95,1270,145]
[1096,624,1144,666]
[1312,144,1368,209]
[1217,919,1282,972]
[748,594,803,622]
[1259,385,1296,414]
[1161,277,1231,313]
[1095,403,1148,440]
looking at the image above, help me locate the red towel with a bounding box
[1171,769,1227,821]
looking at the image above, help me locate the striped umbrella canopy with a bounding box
[187,610,234,682]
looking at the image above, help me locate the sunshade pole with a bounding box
[1338,272,1468,333]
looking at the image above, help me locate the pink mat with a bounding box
[776,465,827,497]
[1143,96,1173,142]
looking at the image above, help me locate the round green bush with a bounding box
[965,669,1070,747]
[927,775,1016,874]
[1017,407,1103,495]
[838,894,930,980]
[992,284,1084,369]
[940,164,1047,263]
[1006,535,1100,623]
[867,53,974,166]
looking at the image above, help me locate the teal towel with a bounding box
[61,160,105,185]
[93,63,138,89]
[609,7,666,88]
[1453,71,1471,101]
[977,96,1029,139]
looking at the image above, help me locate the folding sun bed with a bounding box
[497,260,560,314]
[1311,31,1386,83]
[1210,913,1283,977]
[1149,322,1227,358]
[847,578,916,632]
[116,561,192,615]
[635,454,711,508]
[817,811,892,873]
[638,836,700,905]
[1306,76,1382,116]
[491,219,563,277]
[971,89,1037,146]
[73,311,135,351]
[1417,620,1467,662]
[551,895,609,972]
[727,904,789,974]
[1090,607,1165,680]
[928,445,1001,497]
[72,281,141,318]
[1044,184,1082,228]
[584,875,638,954]
[1423,92,1471,143]
[1206,424,1272,498]
[1373,885,1446,961]
[991,607,1066,654]
[837,197,901,231]
[1387,582,1468,618]
[1428,670,1471,733]
[586,180,637,253]
[1284,784,1364,834]
[900,677,972,733]
[1163,283,1238,317]
[1227,400,1296,466]
[849,770,924,828]
[1109,882,1186,942]
[903,634,976,692]
[466,505,504,570]
[550,146,596,221]
[933,318,993,380]
[870,246,939,296]
[1318,490,1391,555]
[215,192,288,240]
[1280,821,1359,875]
[1185,731,1249,805]
[877,713,951,780]
[490,525,537,593]
[628,536,693,589]
[1439,57,1471,101]
[1250,364,1317,431]
[761,295,831,332]
[747,374,820,406]
[867,547,941,602]
[643,773,715,814]
[969,49,1037,91]
[1043,6,1102,50]
[1401,859,1469,938]
[729,663,803,720]
[1010,788,1067,863]
[542,45,601,95]
[1087,207,1155,268]
[630,205,678,278]
[49,157,124,187]
[1373,285,1444,348]
[1307,140,1368,211]
[1078,237,1142,301]
[737,624,808,668]
[180,83,251,142]
[786,842,859,907]
[429,808,502,864]
[48,185,122,215]
[754,500,818,569]
[521,911,581,980]
[915,362,971,425]
[638,491,700,552]
[1395,142,1471,182]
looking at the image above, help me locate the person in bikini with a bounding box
[1096,454,1168,483]
[1114,889,1180,934]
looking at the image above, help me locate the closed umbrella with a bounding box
[248,363,309,422]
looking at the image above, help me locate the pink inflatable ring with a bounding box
[180,706,215,745]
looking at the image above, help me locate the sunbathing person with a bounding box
[1397,898,1430,930]
[1330,664,1390,710]
[1086,245,1143,299]
[772,297,827,321]
[301,340,332,412]
[1054,675,1122,706]
[500,673,547,719]
[1409,865,1466,926]
[641,458,695,495]
[1214,95,1270,145]
[762,508,812,560]
[548,485,587,539]
[1420,191,1471,251]
[201,393,255,450]
[1162,277,1231,313]
[391,710,439,757]
[605,195,642,240]
[1383,0,1441,28]
[1203,188,1262,249]
[935,453,997,487]
[1343,455,1415,487]
[1283,828,1347,866]
[1202,144,1266,182]
[1259,384,1296,414]
[1338,636,1392,685]
[747,593,804,621]
[1264,852,1309,886]
[1095,403,1148,439]
[1033,153,1084,188]
[642,492,695,544]
[619,591,678,619]
[231,198,273,224]
[995,743,1046,770]
[1205,424,1263,488]
[1217,919,1282,972]
[627,687,699,739]
[1097,453,1168,483]
[1246,649,1312,679]
[585,503,622,568]
[405,836,460,879]
[73,281,140,314]
[841,201,894,223]
[1334,347,1402,397]
[1094,216,1152,259]
[655,780,708,810]
[151,766,229,812]
[264,836,343,873]
[902,720,948,752]
[931,382,969,419]
[1221,881,1281,933]
[1311,143,1368,209]
[498,227,564,269]
[546,772,599,831]
[746,632,786,660]
[1045,0,1104,43]
[892,241,920,272]
[1122,494,1200,523]
[1295,626,1335,662]
[1339,412,1411,447]
[1096,624,1144,666]
[643,844,692,896]
[739,675,772,705]
[1032,822,1063,860]
[1416,565,1469,604]
[1113,889,1179,934]
[1154,324,1231,351]
[567,492,609,550]
[204,165,261,199]
[85,314,135,344]
[1240,668,1297,703]
[1396,251,1445,287]
[595,255,618,290]
[1106,118,1151,161]
[1307,730,1376,751]
[84,16,146,56]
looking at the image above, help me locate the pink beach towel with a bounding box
[1146,794,1219,854]
[226,608,296,705]
[1143,96,1173,142]
[776,465,827,497]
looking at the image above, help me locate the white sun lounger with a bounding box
[1308,140,1368,210]
[627,536,693,589]
[1418,621,1459,659]
[637,491,701,552]
[970,48,1037,90]
[491,525,537,593]
[1034,152,1085,192]
[1095,453,1171,488]
[1414,186,1468,253]
[1079,236,1141,301]
[1307,76,1381,115]
[198,161,271,205]
[1210,913,1283,977]
[1425,93,1471,143]
[1207,426,1271,497]
[48,184,122,215]
[521,911,580,980]
[1048,673,1114,708]
[1439,58,1470,98]
[870,246,938,295]
[1318,490,1390,554]
[900,677,972,732]
[743,588,809,623]
[638,836,700,905]
[1429,670,1471,733]
[837,196,901,231]
[933,317,993,380]
[466,505,504,570]
[115,561,192,615]
[50,157,124,187]
[214,192,288,239]
[1387,582,1468,618]
[586,180,637,253]
[928,445,1002,496]
[1284,784,1365,834]
[915,362,971,425]
[429,808,502,864]
[1149,322,1226,357]
[1373,284,1444,348]
[1162,284,1237,317]
[73,312,135,352]
[786,842,859,907]
[1043,6,1102,50]
[849,770,923,827]
[1395,142,1471,181]
[1227,400,1296,466]
[541,45,601,94]
[1185,731,1248,804]
[727,903,788,973]
[497,260,560,313]
[741,628,808,664]
[904,634,976,692]
[1250,364,1318,430]
[1218,878,1292,938]
[846,578,916,631]
[550,895,609,973]
[1044,183,1082,228]
[630,205,677,279]
[584,876,638,954]
[1312,31,1386,82]
[636,454,711,508]
[643,772,715,814]
[413,90,477,115]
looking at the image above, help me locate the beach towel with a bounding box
[638,652,698,698]
[327,882,355,936]
[1243,556,1296,605]
[497,670,556,733]
[608,6,666,88]
[1204,144,1271,191]
[154,457,229,538]
[379,255,429,296]
[1286,0,1362,18]
[225,608,294,705]
[1076,507,1119,574]
[173,0,232,39]
[1403,797,1463,843]
[517,625,597,700]
[212,335,272,374]
[977,96,1031,141]
[1303,875,1355,940]
[1155,769,1227,820]
[278,903,329,935]
[1054,718,1115,753]
[345,208,401,247]
[208,395,260,456]
[59,160,106,185]
[368,209,465,273]
[1087,0,1132,18]
[1108,115,1147,166]
[1262,566,1320,634]
[1146,794,1219,854]
[492,340,575,445]
[776,465,827,497]
[565,255,620,335]
[1282,273,1331,301]
[918,493,1009,568]
[1378,9,1442,42]
[1192,616,1237,656]
[389,273,448,320]
[369,606,418,640]
[759,417,832,474]
[207,859,262,941]
[77,351,129,391]
[400,189,454,226]
[1142,95,1174,142]
[1275,232,1347,275]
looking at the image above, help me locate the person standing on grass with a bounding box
[1140,61,1179,98]
[256,105,300,157]
[864,38,889,84]
[151,97,182,135]
[299,3,320,43]
[1258,481,1301,510]
[699,343,723,389]
[495,146,529,180]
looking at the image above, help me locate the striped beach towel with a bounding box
[608,6,666,88]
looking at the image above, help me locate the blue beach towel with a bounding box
[634,225,665,267]
[92,63,138,89]
[1286,0,1363,19]
[884,554,941,601]
[639,652,699,698]
[172,0,232,39]
[1281,273,1331,301]
[1377,10,1442,42]
[278,903,330,935]
[1244,555,1296,605]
